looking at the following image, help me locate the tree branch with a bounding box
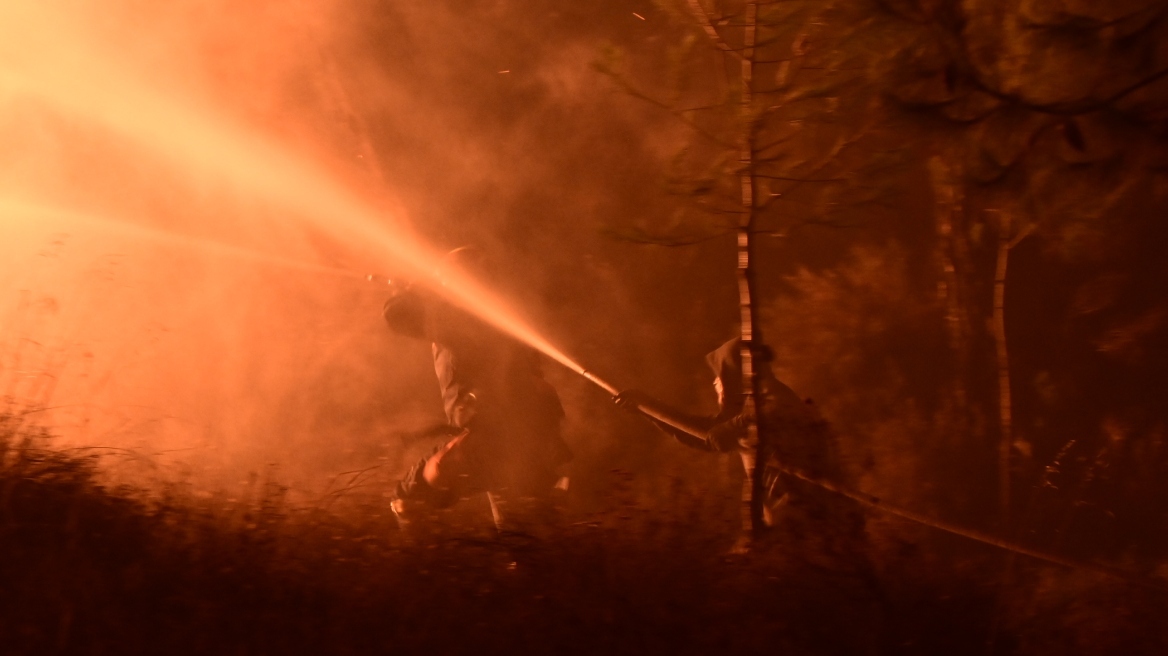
[601,225,734,247]
[685,0,744,60]
[754,174,847,182]
[923,8,1168,117]
[595,66,737,148]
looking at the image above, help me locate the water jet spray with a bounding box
[0,198,360,280]
[1,3,590,387]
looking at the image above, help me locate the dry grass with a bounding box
[1,414,1165,655]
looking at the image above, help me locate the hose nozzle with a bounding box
[580,370,619,396]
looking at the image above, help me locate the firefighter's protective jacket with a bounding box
[383,286,570,488]
[651,338,840,482]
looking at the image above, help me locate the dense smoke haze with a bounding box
[2,1,1167,653]
[0,0,718,497]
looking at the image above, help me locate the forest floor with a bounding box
[2,419,1166,656]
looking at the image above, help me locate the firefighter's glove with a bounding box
[612,389,653,414]
[707,420,746,453]
[705,420,742,452]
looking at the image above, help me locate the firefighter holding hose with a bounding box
[382,246,571,530]
[613,338,863,553]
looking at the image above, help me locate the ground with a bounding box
[2,426,1165,655]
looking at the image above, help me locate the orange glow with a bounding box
[0,2,586,378]
[0,198,359,280]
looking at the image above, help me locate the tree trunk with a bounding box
[992,209,1033,523]
[734,1,767,538]
[927,156,972,414]
[993,221,1012,524]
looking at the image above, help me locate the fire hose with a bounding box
[578,368,1168,593]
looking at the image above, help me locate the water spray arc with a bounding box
[0,2,585,381]
[579,370,618,396]
[0,199,361,280]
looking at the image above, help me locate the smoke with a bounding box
[0,0,728,501]
[0,0,432,494]
[14,0,1146,537]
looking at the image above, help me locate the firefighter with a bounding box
[614,338,861,552]
[383,247,571,529]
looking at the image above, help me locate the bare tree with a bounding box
[599,0,889,533]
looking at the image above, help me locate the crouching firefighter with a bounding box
[614,338,865,553]
[383,247,571,531]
